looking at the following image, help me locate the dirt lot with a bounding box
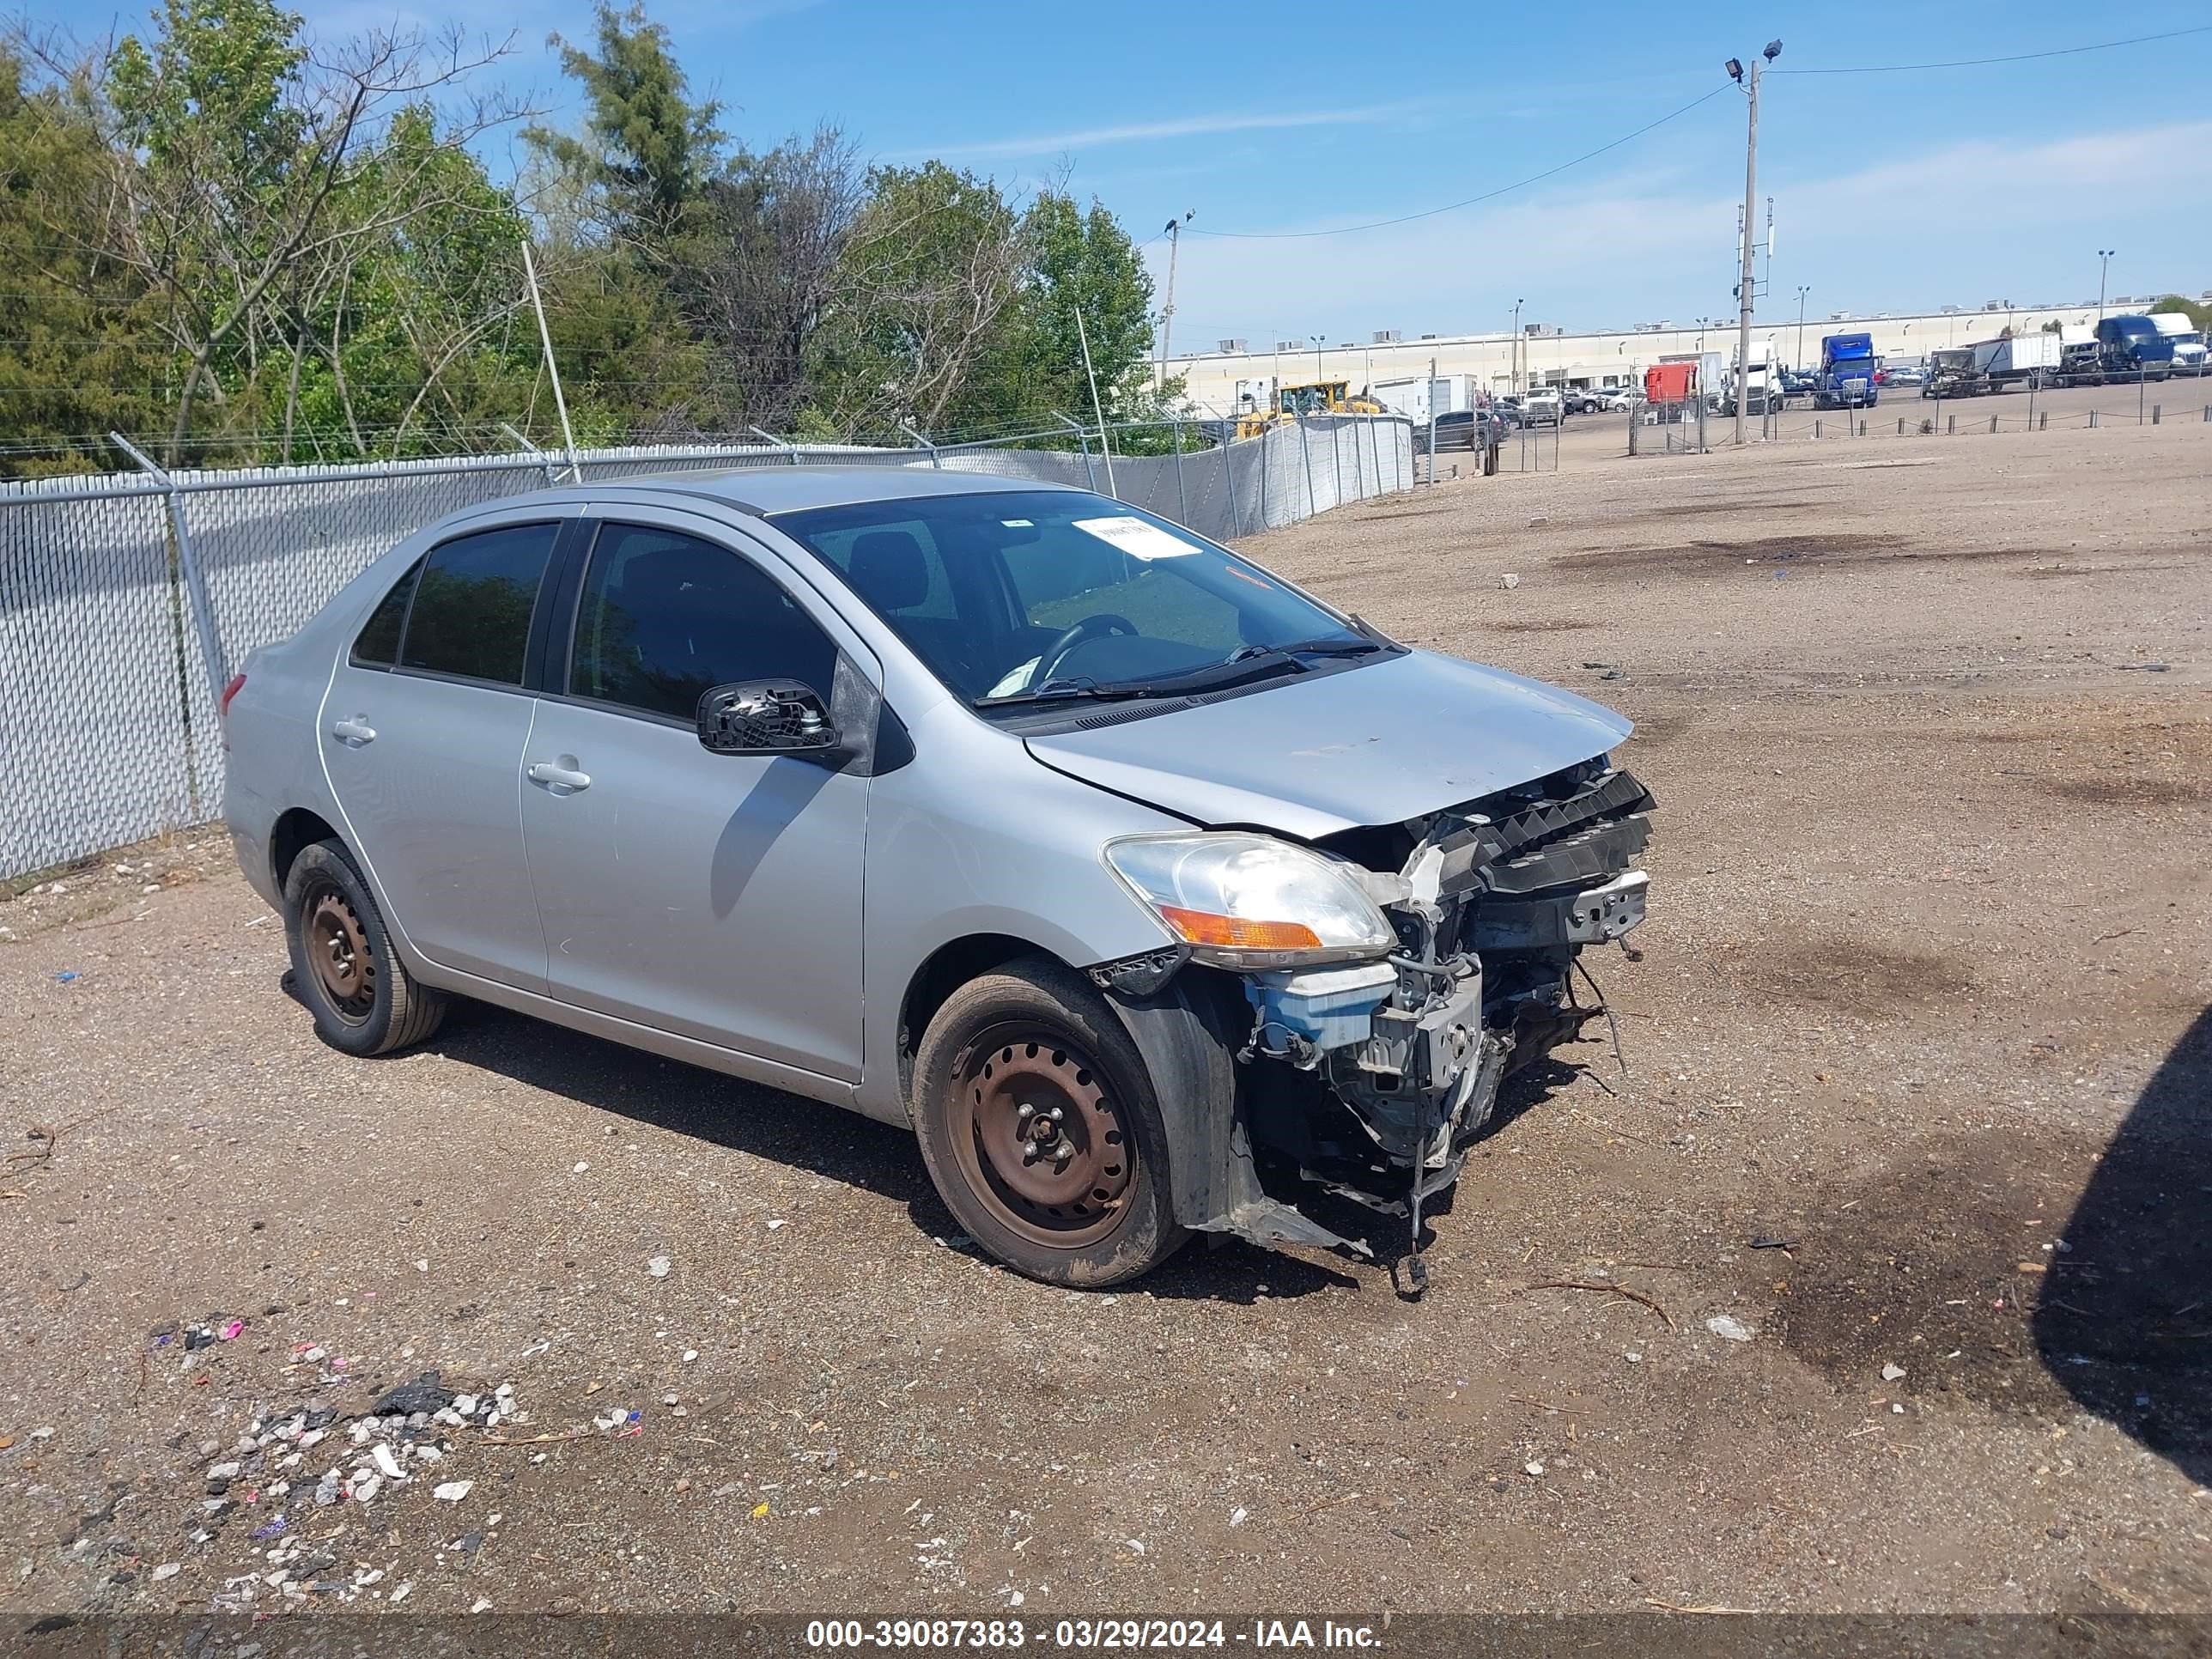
[2,420,2209,1621]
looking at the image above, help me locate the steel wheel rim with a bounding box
[951,1024,1133,1249]
[305,883,376,1023]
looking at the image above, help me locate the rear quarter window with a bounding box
[350,559,422,668]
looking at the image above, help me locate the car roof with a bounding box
[518,465,1087,519]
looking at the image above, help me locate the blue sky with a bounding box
[31,0,2212,346]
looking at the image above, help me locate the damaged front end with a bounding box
[1099,755,1655,1287]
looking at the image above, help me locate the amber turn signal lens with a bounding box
[1157,906,1323,951]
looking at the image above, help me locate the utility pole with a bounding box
[1795,284,1811,371]
[1156,211,1193,392]
[2096,249,2115,322]
[520,238,580,481]
[1511,298,1524,394]
[1727,40,1781,447]
[1310,334,1327,386]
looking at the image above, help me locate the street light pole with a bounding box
[1310,334,1326,386]
[1727,40,1781,447]
[1511,298,1524,393]
[2096,249,2115,322]
[1156,210,1193,393]
[1795,284,1810,370]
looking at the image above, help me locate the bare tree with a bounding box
[10,14,533,462]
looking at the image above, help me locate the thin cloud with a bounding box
[1156,118,2212,344]
[896,105,1397,163]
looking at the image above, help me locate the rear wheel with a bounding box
[283,839,447,1056]
[913,958,1185,1287]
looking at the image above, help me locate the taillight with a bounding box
[219,672,246,749]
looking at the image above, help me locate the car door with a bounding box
[519,510,872,1080]
[320,517,563,991]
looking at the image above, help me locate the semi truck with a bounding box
[1814,332,1879,409]
[2148,312,2207,374]
[2049,314,2178,386]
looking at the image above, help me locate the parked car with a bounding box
[1884,364,1926,386]
[1520,390,1563,427]
[1565,391,1606,416]
[1595,386,1641,412]
[1412,408,1510,453]
[222,471,1654,1289]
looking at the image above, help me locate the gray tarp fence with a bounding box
[0,419,1411,878]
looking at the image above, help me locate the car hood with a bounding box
[1024,647,1632,841]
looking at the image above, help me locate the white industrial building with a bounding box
[1169,296,2197,417]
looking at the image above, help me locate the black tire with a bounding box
[912,957,1186,1288]
[283,839,447,1056]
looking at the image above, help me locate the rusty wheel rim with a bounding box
[951,1024,1133,1249]
[305,884,376,1023]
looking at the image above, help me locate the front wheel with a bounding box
[912,957,1186,1287]
[283,839,447,1056]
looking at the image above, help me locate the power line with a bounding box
[1770,24,2212,74]
[1186,86,1729,240]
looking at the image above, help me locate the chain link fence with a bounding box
[0,418,1411,879]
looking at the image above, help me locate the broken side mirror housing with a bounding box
[696,680,842,757]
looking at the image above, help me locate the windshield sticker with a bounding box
[1073,515,1197,561]
[1000,519,1033,527]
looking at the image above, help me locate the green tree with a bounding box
[2148,294,2210,331]
[1018,190,1159,428]
[526,1,722,243]
[808,161,1029,439]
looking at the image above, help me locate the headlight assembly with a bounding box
[1103,832,1395,969]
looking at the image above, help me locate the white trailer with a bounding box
[1370,374,1479,422]
[1968,332,2062,384]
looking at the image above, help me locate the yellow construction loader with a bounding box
[1234,380,1387,439]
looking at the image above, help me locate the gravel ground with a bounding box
[2,420,2208,1620]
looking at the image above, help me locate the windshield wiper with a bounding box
[973,678,1156,711]
[1234,635,1391,662]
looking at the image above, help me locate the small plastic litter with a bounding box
[647,1255,671,1277]
[433,1480,474,1504]
[52,970,80,983]
[251,1516,288,1541]
[218,1320,246,1341]
[1705,1314,1755,1342]
[1499,573,1521,590]
[1881,1364,1907,1382]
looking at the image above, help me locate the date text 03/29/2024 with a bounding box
[804,1619,1383,1650]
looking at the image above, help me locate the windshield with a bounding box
[772,489,1378,709]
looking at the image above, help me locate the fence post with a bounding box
[2089,410,2100,429]
[1948,414,1956,434]
[109,433,229,714]
[1897,416,1905,435]
[500,422,561,487]
[2040,410,2049,430]
[1223,428,1243,537]
[896,421,939,469]
[1814,418,1821,440]
[1297,413,1317,519]
[1171,422,1190,526]
[1257,422,1269,527]
[1056,414,1098,491]
[2152,404,2160,426]
[1328,417,1345,510]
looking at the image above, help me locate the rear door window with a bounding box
[398,523,557,686]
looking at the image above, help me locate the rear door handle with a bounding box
[526,761,592,792]
[330,718,376,744]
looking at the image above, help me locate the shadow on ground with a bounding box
[416,995,1353,1304]
[2034,1006,2212,1484]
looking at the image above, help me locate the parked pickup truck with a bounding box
[222,470,1654,1291]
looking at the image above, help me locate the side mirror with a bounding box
[696,680,842,757]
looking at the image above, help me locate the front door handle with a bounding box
[526,761,592,792]
[330,718,376,745]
